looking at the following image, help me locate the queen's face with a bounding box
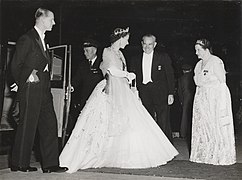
[120,34,130,49]
[195,44,207,60]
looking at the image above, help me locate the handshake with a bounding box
[126,72,136,84]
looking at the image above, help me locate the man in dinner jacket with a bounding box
[130,34,175,142]
[10,7,67,173]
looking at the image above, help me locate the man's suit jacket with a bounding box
[10,28,60,168]
[11,28,51,94]
[71,57,103,106]
[178,71,195,104]
[130,50,175,98]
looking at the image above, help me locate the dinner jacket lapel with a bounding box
[138,53,143,82]
[33,29,48,59]
[151,51,158,75]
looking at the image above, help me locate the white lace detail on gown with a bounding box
[59,47,178,173]
[190,56,236,165]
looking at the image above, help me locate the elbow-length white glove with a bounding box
[108,66,136,84]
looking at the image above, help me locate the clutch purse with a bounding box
[130,78,140,100]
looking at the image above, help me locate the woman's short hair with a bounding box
[195,38,213,53]
[110,27,130,44]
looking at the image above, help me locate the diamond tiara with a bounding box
[114,27,129,36]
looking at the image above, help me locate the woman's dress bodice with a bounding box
[194,55,226,88]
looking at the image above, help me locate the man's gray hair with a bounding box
[142,34,156,42]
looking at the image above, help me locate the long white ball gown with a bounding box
[190,55,236,165]
[59,47,178,173]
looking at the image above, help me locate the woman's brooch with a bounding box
[203,70,208,75]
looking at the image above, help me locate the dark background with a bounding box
[0,0,241,129]
[1,0,241,67]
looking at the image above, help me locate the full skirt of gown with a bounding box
[190,83,236,165]
[59,78,178,173]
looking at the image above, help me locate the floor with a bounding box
[0,124,242,180]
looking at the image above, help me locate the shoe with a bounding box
[42,166,68,173]
[10,166,38,172]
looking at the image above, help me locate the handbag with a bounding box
[130,78,140,100]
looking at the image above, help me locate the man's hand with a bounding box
[26,69,39,83]
[168,94,174,105]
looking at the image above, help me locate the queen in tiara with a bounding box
[59,27,178,173]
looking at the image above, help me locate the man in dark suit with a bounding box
[67,39,103,134]
[178,64,195,153]
[130,34,175,141]
[10,8,67,173]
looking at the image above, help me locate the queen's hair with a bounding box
[110,27,130,44]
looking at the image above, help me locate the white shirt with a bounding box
[34,26,48,72]
[142,51,154,84]
[89,56,97,66]
[34,26,46,51]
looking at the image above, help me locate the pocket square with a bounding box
[44,64,49,72]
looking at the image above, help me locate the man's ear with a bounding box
[39,16,44,24]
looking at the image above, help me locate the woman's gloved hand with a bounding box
[126,72,136,83]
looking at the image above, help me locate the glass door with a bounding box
[49,45,72,146]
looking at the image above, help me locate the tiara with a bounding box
[114,27,129,36]
[195,40,205,46]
